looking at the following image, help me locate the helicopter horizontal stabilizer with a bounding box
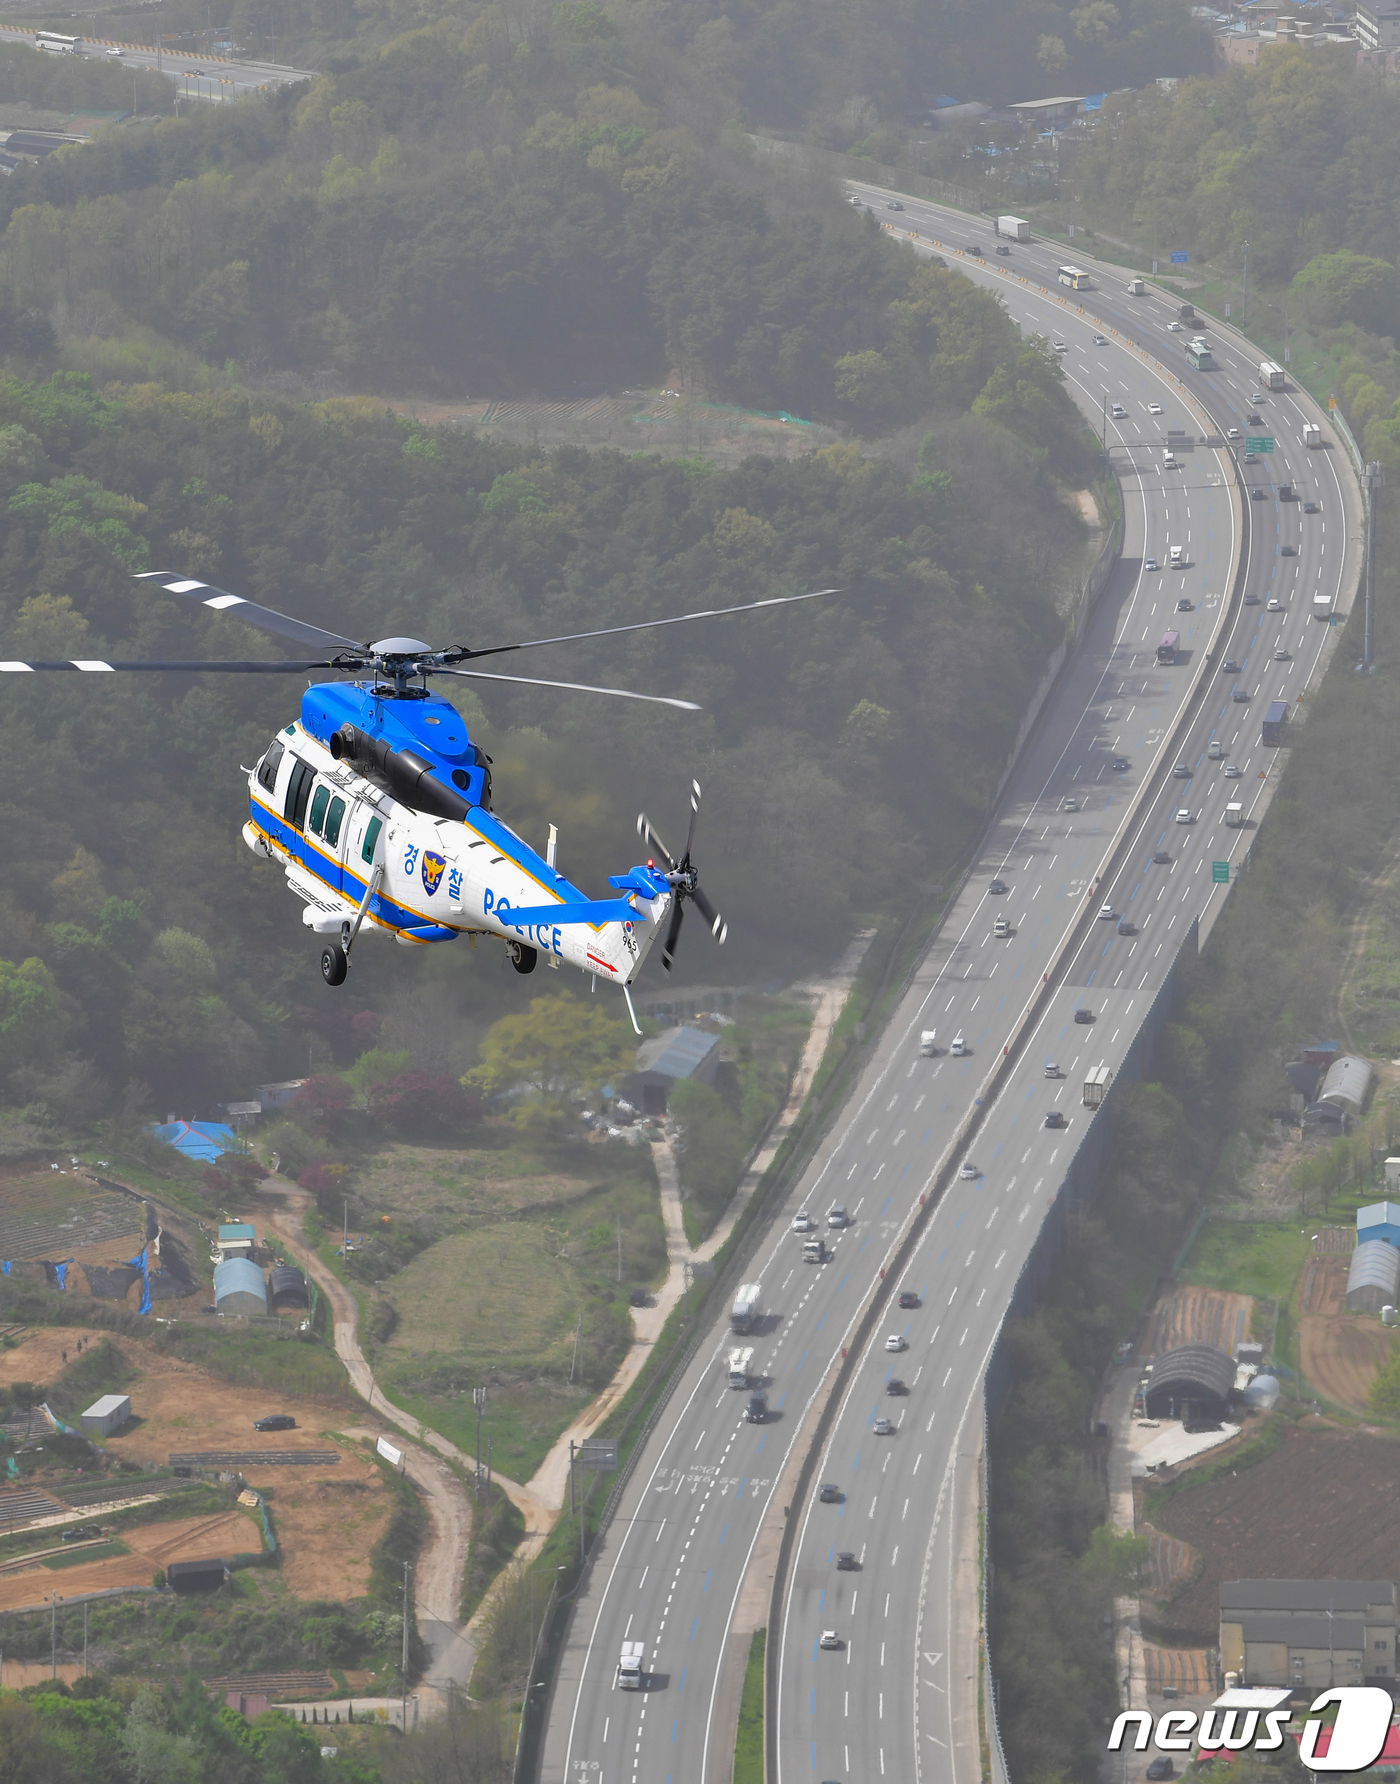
[397,925,460,944]
[496,896,650,927]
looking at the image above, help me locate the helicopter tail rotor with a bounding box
[637,780,728,973]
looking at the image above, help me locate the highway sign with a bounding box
[1245,435,1274,453]
[1170,250,1188,264]
[1211,861,1229,884]
[579,1440,618,1472]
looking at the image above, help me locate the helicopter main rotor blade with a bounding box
[681,778,702,868]
[636,812,678,873]
[691,883,728,946]
[661,897,685,973]
[135,572,366,653]
[453,587,842,663]
[435,667,700,710]
[0,658,343,674]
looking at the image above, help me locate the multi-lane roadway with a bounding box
[543,184,1360,1784]
[0,25,314,100]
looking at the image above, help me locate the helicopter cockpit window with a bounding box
[323,796,346,848]
[256,738,284,794]
[361,815,383,864]
[307,785,331,838]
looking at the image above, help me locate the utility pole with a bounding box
[615,1212,622,1283]
[50,1593,56,1678]
[343,1197,349,1258]
[1241,239,1249,328]
[1365,461,1384,672]
[83,1603,88,1676]
[473,1387,487,1492]
[400,1562,412,1733]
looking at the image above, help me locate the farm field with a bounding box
[1147,1284,1254,1356]
[349,1137,637,1220]
[1299,1252,1400,1410]
[0,1327,392,1600]
[1151,1425,1400,1641]
[0,1509,257,1612]
[1177,1221,1312,1303]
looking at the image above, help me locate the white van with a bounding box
[919,1030,938,1056]
[950,1034,968,1056]
[1163,450,1179,470]
[1169,545,1183,568]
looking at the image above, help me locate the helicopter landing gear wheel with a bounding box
[507,941,537,975]
[320,943,348,987]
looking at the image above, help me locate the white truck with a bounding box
[1303,421,1323,448]
[1225,801,1245,828]
[919,1029,938,1056]
[996,214,1030,241]
[727,1346,755,1388]
[1083,1065,1113,1109]
[730,1284,761,1333]
[1313,592,1333,619]
[1126,277,1146,296]
[802,1237,825,1263]
[618,1641,646,1689]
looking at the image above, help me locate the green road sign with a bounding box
[1245,435,1274,453]
[1211,860,1229,884]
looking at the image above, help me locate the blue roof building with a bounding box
[1359,1202,1400,1249]
[150,1120,239,1162]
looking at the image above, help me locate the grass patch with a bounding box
[733,1628,765,1784]
[41,1540,128,1568]
[1177,1221,1312,1304]
[460,1480,526,1624]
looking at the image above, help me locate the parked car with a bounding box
[254,1414,297,1432]
[60,1525,103,1542]
[629,1287,649,1307]
[1145,1761,1176,1782]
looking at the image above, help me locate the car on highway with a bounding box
[886,200,904,210]
[1043,1061,1062,1077]
[884,1334,906,1352]
[1111,757,1129,771]
[958,1159,978,1178]
[107,45,123,56]
[1044,1111,1066,1128]
[967,243,984,256]
[1274,647,1290,660]
[1144,556,1158,572]
[1233,687,1251,702]
[1304,500,1320,513]
[989,877,1008,893]
[1062,796,1079,812]
[1281,544,1296,556]
[1222,659,1242,673]
[746,1391,767,1423]
[1172,761,1191,777]
[1227,427,1240,440]
[1244,591,1260,603]
[1247,412,1263,425]
[1094,334,1108,346]
[1147,402,1163,415]
[792,1210,813,1232]
[819,1483,841,1503]
[836,1551,859,1569]
[898,1290,920,1309]
[1244,451,1258,464]
[819,1629,843,1649]
[871,1417,894,1435]
[1224,764,1243,778]
[1117,918,1137,935]
[1176,597,1192,611]
[950,1033,968,1055]
[994,916,1011,937]
[1167,320,1182,332]
[885,1378,907,1395]
[1110,402,1126,418]
[1251,487,1266,499]
[254,1414,296,1432]
[1098,902,1116,921]
[1267,597,1283,610]
[1249,390,1264,404]
[996,244,1011,255]
[1152,849,1171,863]
[1073,1008,1095,1023]
[1051,338,1067,352]
[1208,739,1223,759]
[1174,807,1193,823]
[847,193,863,204]
[826,1205,851,1228]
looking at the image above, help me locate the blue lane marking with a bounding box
[856,1241,867,1256]
[776,1391,787,1408]
[992,1140,1003,1155]
[900,1163,909,1178]
[956,1211,964,1228]
[797,1349,808,1372]
[819,1588,825,1612]
[736,1479,746,1501]
[921,1127,931,1144]
[689,1620,697,1643]
[837,1274,848,1293]
[705,1565,713,1587]
[938,1247,948,1262]
[812,1741,816,1769]
[817,1310,828,1327]
[880,1195,891,1214]
[811,1689,815,1715]
[756,1435,766,1454]
[851,1449,862,1471]
[671,1721,677,1744]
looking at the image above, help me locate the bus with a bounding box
[1186,339,1214,369]
[1058,265,1091,290]
[1259,359,1285,391]
[34,30,79,50]
[1156,630,1179,665]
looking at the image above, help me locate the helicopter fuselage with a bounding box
[242,680,671,985]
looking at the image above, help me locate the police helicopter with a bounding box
[0,572,835,1030]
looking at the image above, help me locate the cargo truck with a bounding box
[1225,801,1245,827]
[727,1346,755,1388]
[1262,699,1290,745]
[919,1029,938,1056]
[1126,277,1146,295]
[802,1237,826,1263]
[996,215,1030,241]
[1303,422,1322,448]
[618,1641,646,1689]
[730,1284,761,1333]
[1259,360,1286,390]
[1083,1065,1113,1108]
[1313,592,1333,619]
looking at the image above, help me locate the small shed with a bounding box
[1358,1202,1400,1249]
[168,1558,226,1594]
[80,1393,131,1437]
[256,1080,306,1112]
[216,1223,255,1258]
[269,1264,308,1310]
[1302,1099,1346,1136]
[150,1120,239,1163]
[213,1256,268,1318]
[1319,1054,1374,1115]
[1144,1343,1235,1420]
[1347,1240,1400,1312]
[624,1026,723,1115]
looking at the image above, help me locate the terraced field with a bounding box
[0,1174,143,1262]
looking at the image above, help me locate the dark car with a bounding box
[1222,659,1241,674]
[988,878,1008,894]
[1117,918,1136,936]
[836,1551,859,1570]
[1281,544,1296,556]
[1247,412,1262,425]
[1244,591,1260,603]
[254,1414,297,1433]
[886,200,904,211]
[967,243,984,256]
[995,243,1011,255]
[886,1378,908,1396]
[898,1291,920,1309]
[1044,1111,1066,1129]
[61,1525,103,1542]
[1232,688,1251,702]
[1111,757,1129,772]
[1176,597,1192,612]
[1073,1008,1095,1024]
[819,1483,841,1503]
[1251,487,1266,500]
[629,1286,649,1307]
[746,1392,767,1424]
[1145,1761,1176,1782]
[1152,850,1171,864]
[1303,501,1320,513]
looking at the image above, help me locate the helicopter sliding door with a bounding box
[346,805,383,909]
[304,779,349,897]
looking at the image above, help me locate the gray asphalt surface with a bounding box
[0,26,314,99]
[541,184,1358,1784]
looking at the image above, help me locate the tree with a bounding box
[1291,250,1400,334]
[466,994,633,1106]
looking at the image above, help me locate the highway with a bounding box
[0,25,315,101]
[542,185,1360,1784]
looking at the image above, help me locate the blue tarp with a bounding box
[125,1247,152,1315]
[149,1120,238,1162]
[53,1259,73,1290]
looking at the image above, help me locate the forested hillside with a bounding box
[0,364,1088,1118]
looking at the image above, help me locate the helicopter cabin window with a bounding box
[256,738,284,794]
[323,796,346,848]
[284,760,315,831]
[307,785,331,838]
[361,815,383,864]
